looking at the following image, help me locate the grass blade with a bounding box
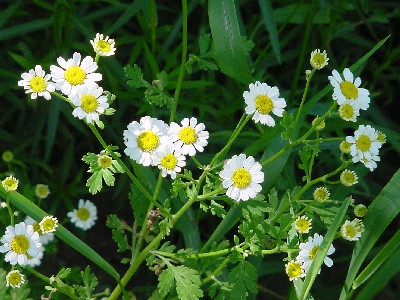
[258,0,281,64]
[339,167,400,299]
[208,0,253,84]
[0,187,120,281]
[300,197,351,300]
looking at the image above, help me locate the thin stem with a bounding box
[170,0,188,123]
[6,194,14,225]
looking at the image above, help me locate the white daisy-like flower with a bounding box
[67,199,98,230]
[243,81,287,126]
[219,154,264,201]
[340,169,359,186]
[346,125,382,171]
[0,222,42,266]
[90,33,116,56]
[313,187,330,202]
[329,68,370,110]
[18,65,55,100]
[338,100,360,122]
[340,219,364,241]
[2,175,19,192]
[123,116,172,166]
[24,216,54,246]
[70,82,109,123]
[154,145,186,179]
[354,204,367,218]
[296,233,335,273]
[310,49,329,70]
[26,245,44,267]
[285,260,306,281]
[294,215,312,234]
[6,270,25,288]
[168,117,209,156]
[39,215,58,234]
[50,52,102,96]
[35,184,50,199]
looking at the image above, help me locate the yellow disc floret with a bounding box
[255,94,273,114]
[138,131,160,152]
[80,94,98,113]
[97,40,111,53]
[356,135,371,152]
[11,235,30,254]
[340,81,358,99]
[29,76,46,92]
[77,208,90,221]
[64,66,86,85]
[232,168,251,188]
[178,127,197,144]
[161,153,178,170]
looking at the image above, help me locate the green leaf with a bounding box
[299,197,351,300]
[158,265,203,300]
[258,0,281,64]
[339,168,400,299]
[106,214,130,253]
[86,171,104,194]
[75,266,98,300]
[125,64,150,88]
[208,0,253,84]
[228,261,258,299]
[353,229,400,289]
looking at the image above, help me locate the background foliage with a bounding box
[0,0,399,299]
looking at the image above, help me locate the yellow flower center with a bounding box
[36,185,50,198]
[377,132,386,144]
[340,141,351,154]
[29,76,46,92]
[342,172,356,184]
[81,94,98,113]
[8,271,23,286]
[97,40,111,53]
[32,222,41,233]
[161,153,177,170]
[77,208,90,221]
[138,131,159,152]
[98,155,112,169]
[311,53,326,67]
[3,178,18,191]
[340,81,358,99]
[296,219,310,232]
[356,135,371,152]
[287,262,303,279]
[178,127,197,144]
[11,235,30,254]
[41,218,57,233]
[314,188,329,201]
[345,224,356,238]
[255,94,273,114]
[64,66,86,86]
[232,168,251,188]
[340,104,354,119]
[309,246,319,260]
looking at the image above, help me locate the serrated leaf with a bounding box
[102,168,115,186]
[75,266,98,300]
[158,267,175,297]
[86,171,103,194]
[125,64,150,88]
[106,215,130,253]
[210,200,226,218]
[228,261,258,299]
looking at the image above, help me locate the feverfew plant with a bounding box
[0,4,396,300]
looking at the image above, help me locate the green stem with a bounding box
[6,194,14,225]
[26,267,80,300]
[201,257,230,285]
[170,0,188,123]
[210,113,252,167]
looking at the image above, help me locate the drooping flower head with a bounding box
[169,117,209,156]
[50,52,102,96]
[219,154,264,201]
[154,145,186,179]
[346,125,382,171]
[123,116,172,166]
[18,65,55,100]
[70,82,109,123]
[67,199,98,230]
[90,33,116,56]
[243,81,287,126]
[310,49,329,70]
[296,233,335,273]
[329,68,370,110]
[0,222,42,266]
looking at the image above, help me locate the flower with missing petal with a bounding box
[18,65,55,100]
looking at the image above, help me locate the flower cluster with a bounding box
[124,116,209,179]
[17,33,116,125]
